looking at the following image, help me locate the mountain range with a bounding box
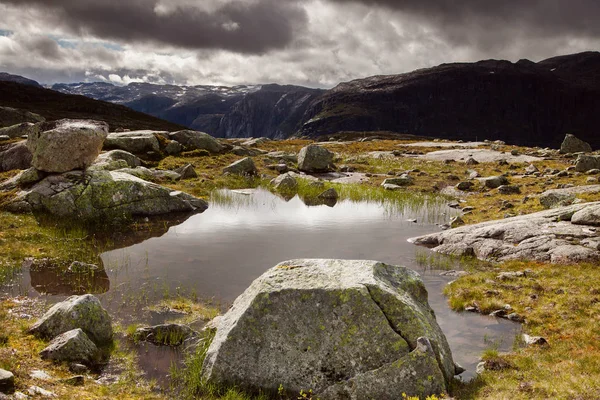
[2,51,600,148]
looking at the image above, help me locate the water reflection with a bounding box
[26,258,110,296]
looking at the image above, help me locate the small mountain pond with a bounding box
[3,188,520,383]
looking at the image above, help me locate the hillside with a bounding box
[0,81,187,131]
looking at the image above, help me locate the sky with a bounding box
[0,0,599,88]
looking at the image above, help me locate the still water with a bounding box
[6,188,520,381]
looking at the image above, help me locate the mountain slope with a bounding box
[298,52,600,148]
[0,81,187,131]
[0,72,42,88]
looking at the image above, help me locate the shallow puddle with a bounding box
[4,188,520,383]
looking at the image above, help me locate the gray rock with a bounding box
[223,157,257,176]
[382,175,413,187]
[27,386,56,397]
[265,151,297,164]
[69,364,89,374]
[0,167,45,190]
[8,170,207,220]
[587,169,600,175]
[450,216,465,228]
[169,130,225,154]
[383,183,402,191]
[270,173,298,191]
[298,144,334,173]
[571,204,600,226]
[202,259,455,397]
[318,188,338,200]
[0,369,14,394]
[104,131,162,154]
[232,146,264,157]
[265,164,289,173]
[29,294,113,345]
[481,176,509,189]
[539,185,600,209]
[525,164,539,174]
[174,164,198,179]
[94,150,141,170]
[498,185,521,194]
[0,135,8,141]
[560,134,592,154]
[164,140,183,155]
[29,370,52,381]
[465,157,479,165]
[523,334,548,346]
[0,122,37,138]
[26,120,108,173]
[409,202,600,264]
[133,324,196,346]
[40,328,99,364]
[0,141,32,172]
[575,155,600,173]
[456,181,474,191]
[242,137,270,147]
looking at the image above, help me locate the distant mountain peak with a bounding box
[0,72,42,88]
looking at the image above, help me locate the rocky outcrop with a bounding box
[572,204,600,226]
[169,130,225,154]
[0,106,45,127]
[30,294,113,345]
[40,328,99,364]
[103,131,162,154]
[0,141,32,172]
[575,155,600,172]
[202,259,455,398]
[298,144,334,173]
[6,170,207,220]
[92,150,142,171]
[0,122,37,138]
[560,134,592,154]
[409,202,600,264]
[27,119,108,173]
[538,185,600,208]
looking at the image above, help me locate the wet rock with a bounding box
[29,294,113,345]
[104,131,162,154]
[481,176,509,189]
[202,259,456,397]
[498,185,521,195]
[523,334,548,346]
[571,204,600,226]
[270,173,298,191]
[169,130,225,154]
[575,155,600,173]
[382,174,413,186]
[27,119,108,173]
[318,187,339,200]
[298,144,334,173]
[174,164,198,179]
[40,328,99,364]
[223,157,257,176]
[560,134,592,154]
[0,141,32,172]
[133,323,196,346]
[409,202,600,264]
[7,170,207,220]
[0,369,14,394]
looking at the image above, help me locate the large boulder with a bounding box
[104,131,162,154]
[270,173,298,191]
[223,157,257,176]
[27,119,108,173]
[202,259,455,398]
[409,202,600,264]
[0,141,32,172]
[575,155,600,172]
[0,122,37,138]
[29,294,113,345]
[40,328,99,364]
[6,170,208,221]
[572,204,600,226]
[560,134,592,154]
[169,130,225,154]
[298,144,334,173]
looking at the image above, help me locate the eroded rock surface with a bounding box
[409,202,600,264]
[202,259,455,398]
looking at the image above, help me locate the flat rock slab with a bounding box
[409,202,600,264]
[419,149,541,163]
[405,141,486,148]
[538,185,600,208]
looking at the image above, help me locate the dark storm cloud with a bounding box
[0,0,307,54]
[329,0,600,49]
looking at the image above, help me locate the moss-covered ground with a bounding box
[1,137,599,399]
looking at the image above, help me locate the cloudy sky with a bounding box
[0,0,599,88]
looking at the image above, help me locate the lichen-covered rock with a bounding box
[0,141,32,172]
[298,144,334,173]
[40,329,99,364]
[270,173,297,191]
[560,134,592,154]
[169,130,225,154]
[104,131,162,154]
[223,157,257,176]
[7,170,207,220]
[410,202,600,264]
[539,185,600,209]
[27,119,108,173]
[93,150,142,171]
[575,155,600,172]
[202,259,455,398]
[0,122,37,138]
[30,294,113,345]
[571,204,600,226]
